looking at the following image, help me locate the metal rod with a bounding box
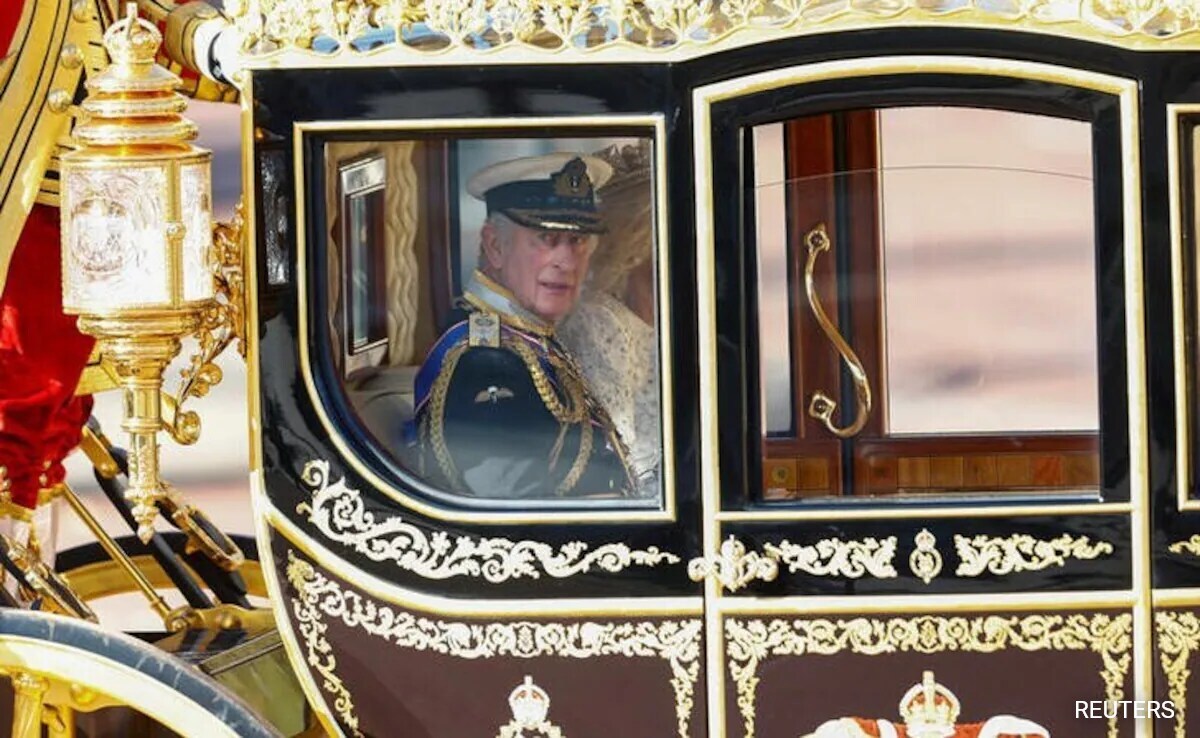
[59,483,173,622]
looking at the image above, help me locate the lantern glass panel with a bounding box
[181,159,215,302]
[63,164,170,311]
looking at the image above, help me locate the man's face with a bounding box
[482,221,596,323]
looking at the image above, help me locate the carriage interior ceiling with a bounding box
[17,0,1200,736]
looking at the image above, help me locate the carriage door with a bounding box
[693,58,1150,737]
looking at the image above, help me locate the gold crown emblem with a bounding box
[898,671,960,738]
[508,676,550,728]
[104,3,161,66]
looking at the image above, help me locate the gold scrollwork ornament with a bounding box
[687,536,778,592]
[763,536,898,579]
[909,528,942,584]
[165,201,248,445]
[1168,535,1200,557]
[1156,610,1200,738]
[954,533,1114,577]
[296,460,678,582]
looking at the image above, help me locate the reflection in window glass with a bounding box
[324,135,663,508]
[754,124,794,435]
[880,108,1098,434]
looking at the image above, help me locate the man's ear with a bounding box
[481,221,504,271]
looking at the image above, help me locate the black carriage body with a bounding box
[248,25,1200,738]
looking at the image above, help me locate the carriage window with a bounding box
[323,133,663,507]
[754,107,1100,500]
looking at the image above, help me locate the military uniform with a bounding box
[407,154,635,499]
[410,271,634,499]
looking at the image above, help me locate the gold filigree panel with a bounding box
[1157,610,1200,738]
[229,0,1200,59]
[688,535,897,592]
[286,550,702,738]
[724,612,1133,738]
[297,460,680,582]
[954,533,1114,577]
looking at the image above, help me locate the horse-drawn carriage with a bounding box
[3,0,1200,735]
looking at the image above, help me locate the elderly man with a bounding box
[408,153,635,499]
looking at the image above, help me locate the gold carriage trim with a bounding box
[954,533,1115,577]
[909,528,943,584]
[226,0,1200,63]
[1156,610,1200,738]
[764,536,897,579]
[1169,535,1200,557]
[688,535,898,592]
[285,550,703,738]
[296,460,679,581]
[724,612,1133,738]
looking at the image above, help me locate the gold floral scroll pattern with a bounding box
[763,536,897,579]
[1168,535,1200,557]
[724,613,1132,738]
[1156,610,1200,738]
[296,460,679,582]
[227,0,1200,59]
[953,533,1115,577]
[286,550,703,738]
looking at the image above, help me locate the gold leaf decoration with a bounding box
[1157,610,1200,738]
[725,612,1133,738]
[1168,535,1200,557]
[763,536,898,579]
[953,533,1115,577]
[227,0,1200,59]
[286,550,703,738]
[909,528,942,584]
[297,460,679,582]
[687,536,778,592]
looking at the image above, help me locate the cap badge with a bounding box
[552,157,591,198]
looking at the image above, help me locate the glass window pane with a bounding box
[752,106,1101,501]
[324,134,664,509]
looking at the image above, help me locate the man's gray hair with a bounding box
[477,212,519,271]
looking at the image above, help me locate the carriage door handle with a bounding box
[803,223,872,439]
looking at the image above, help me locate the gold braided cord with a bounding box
[556,418,593,496]
[424,343,469,487]
[506,335,590,424]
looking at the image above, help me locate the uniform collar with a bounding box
[463,270,555,336]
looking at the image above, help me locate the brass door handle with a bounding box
[803,223,872,439]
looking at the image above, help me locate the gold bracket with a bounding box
[0,534,96,622]
[166,201,248,446]
[803,223,873,439]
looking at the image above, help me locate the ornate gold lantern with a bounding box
[60,3,214,541]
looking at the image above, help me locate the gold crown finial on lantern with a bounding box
[106,3,160,65]
[899,671,960,738]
